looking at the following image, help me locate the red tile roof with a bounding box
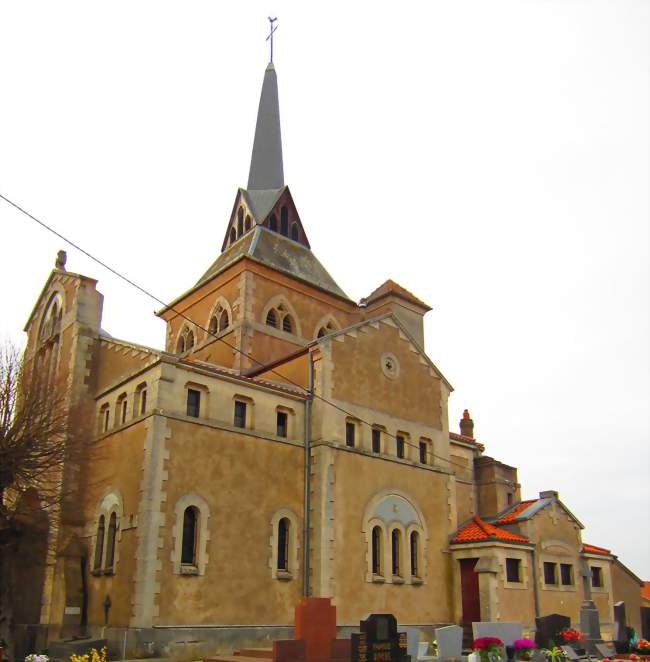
[496,500,538,524]
[582,543,611,555]
[451,515,529,544]
[642,582,650,601]
[449,431,485,451]
[364,279,432,311]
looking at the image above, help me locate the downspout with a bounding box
[531,545,541,618]
[302,354,313,597]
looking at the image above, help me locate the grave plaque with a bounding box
[351,614,410,662]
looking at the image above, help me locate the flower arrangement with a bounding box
[25,655,50,662]
[557,628,584,643]
[636,639,650,653]
[629,654,640,661]
[472,637,505,662]
[70,647,107,662]
[514,639,537,661]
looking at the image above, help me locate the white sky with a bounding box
[1,2,648,579]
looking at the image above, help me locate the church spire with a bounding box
[247,63,284,190]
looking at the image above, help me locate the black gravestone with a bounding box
[535,613,571,649]
[351,614,410,662]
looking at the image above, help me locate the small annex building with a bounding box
[14,58,645,659]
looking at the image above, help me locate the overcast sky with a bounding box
[1,1,648,578]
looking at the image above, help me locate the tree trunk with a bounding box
[0,540,15,662]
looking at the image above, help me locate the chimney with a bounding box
[460,409,474,438]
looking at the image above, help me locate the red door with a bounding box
[460,558,481,625]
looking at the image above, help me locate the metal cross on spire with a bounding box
[266,17,278,63]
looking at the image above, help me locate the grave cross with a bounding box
[266,17,278,63]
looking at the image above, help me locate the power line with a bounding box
[1,192,477,473]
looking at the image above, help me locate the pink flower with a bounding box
[514,639,536,651]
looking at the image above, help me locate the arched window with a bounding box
[372,526,382,576]
[282,314,293,334]
[93,515,105,571]
[391,529,402,576]
[291,223,299,241]
[266,309,278,328]
[244,215,251,231]
[39,294,64,340]
[269,214,278,232]
[280,206,289,236]
[209,316,218,335]
[105,512,118,571]
[219,308,229,330]
[237,207,244,236]
[135,383,147,417]
[181,506,198,566]
[177,327,195,354]
[229,226,236,244]
[410,531,419,577]
[173,495,210,575]
[277,518,290,571]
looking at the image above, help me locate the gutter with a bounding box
[302,353,314,596]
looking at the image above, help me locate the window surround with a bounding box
[500,551,530,590]
[185,382,209,419]
[589,563,608,593]
[275,405,294,439]
[91,489,123,576]
[115,392,128,427]
[233,394,254,430]
[134,382,147,417]
[345,418,360,448]
[38,292,64,342]
[99,403,110,434]
[269,508,300,580]
[363,490,428,585]
[313,314,340,340]
[540,542,579,592]
[171,493,210,576]
[175,324,197,355]
[395,431,409,460]
[206,297,233,340]
[261,296,302,338]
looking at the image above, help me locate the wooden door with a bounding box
[460,558,481,625]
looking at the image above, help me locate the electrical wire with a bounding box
[1,192,478,473]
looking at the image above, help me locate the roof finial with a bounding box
[266,17,278,63]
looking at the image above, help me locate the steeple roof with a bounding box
[247,63,284,191]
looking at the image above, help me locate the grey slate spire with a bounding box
[247,63,284,190]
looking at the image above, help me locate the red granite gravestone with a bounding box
[295,597,338,662]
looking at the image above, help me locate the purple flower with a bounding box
[514,639,536,651]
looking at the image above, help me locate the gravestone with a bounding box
[472,622,523,658]
[434,625,463,661]
[534,614,570,649]
[351,614,410,662]
[294,597,337,662]
[595,643,615,659]
[613,601,629,653]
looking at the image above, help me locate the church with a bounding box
[15,56,644,660]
